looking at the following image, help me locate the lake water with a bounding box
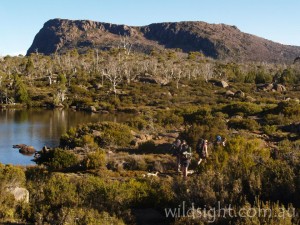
[0,109,131,165]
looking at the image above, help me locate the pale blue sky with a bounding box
[0,0,299,55]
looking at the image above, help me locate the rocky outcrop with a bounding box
[257,83,287,92]
[234,90,245,98]
[13,144,36,155]
[8,187,29,203]
[27,19,300,63]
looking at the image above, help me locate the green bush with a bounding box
[223,102,263,116]
[84,149,106,170]
[60,122,133,149]
[228,118,260,131]
[126,117,148,130]
[275,101,300,118]
[92,122,133,147]
[262,125,277,136]
[155,110,184,128]
[261,160,295,203]
[0,164,26,222]
[36,148,79,170]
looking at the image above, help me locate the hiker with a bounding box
[222,138,227,147]
[179,140,192,178]
[216,135,222,145]
[171,139,182,172]
[197,139,208,165]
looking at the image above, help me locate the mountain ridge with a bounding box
[27,18,300,63]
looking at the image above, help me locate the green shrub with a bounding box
[262,125,277,136]
[36,148,79,170]
[126,117,148,130]
[92,122,133,147]
[60,122,133,149]
[84,150,106,169]
[223,102,263,116]
[275,101,300,118]
[155,110,184,128]
[228,118,260,131]
[262,160,295,203]
[264,113,287,125]
[0,164,26,222]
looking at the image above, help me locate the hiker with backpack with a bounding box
[179,140,192,178]
[171,139,182,172]
[196,138,208,165]
[216,135,222,145]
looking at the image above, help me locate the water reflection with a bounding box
[0,109,132,165]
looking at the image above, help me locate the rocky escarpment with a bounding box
[27,18,300,63]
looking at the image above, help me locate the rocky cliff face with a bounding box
[27,18,300,63]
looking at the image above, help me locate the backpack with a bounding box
[180,145,192,160]
[196,139,206,158]
[196,139,205,155]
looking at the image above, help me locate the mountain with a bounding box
[27,18,300,63]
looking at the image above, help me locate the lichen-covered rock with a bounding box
[8,187,29,203]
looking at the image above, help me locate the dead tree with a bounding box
[102,61,123,96]
[120,35,132,56]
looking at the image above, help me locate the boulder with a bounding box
[246,95,256,102]
[88,106,97,113]
[13,144,27,149]
[234,90,245,98]
[55,103,64,108]
[225,90,235,96]
[274,84,287,92]
[8,187,29,203]
[42,146,50,153]
[93,83,103,90]
[231,115,243,120]
[220,80,229,88]
[19,145,36,154]
[264,83,274,91]
[92,130,102,137]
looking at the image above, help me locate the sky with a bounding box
[0,0,299,56]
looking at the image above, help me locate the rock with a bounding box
[234,90,245,98]
[246,95,256,102]
[88,106,97,113]
[130,130,138,136]
[100,110,109,114]
[93,83,103,90]
[13,144,27,149]
[55,103,64,108]
[19,146,36,154]
[265,83,274,91]
[92,130,102,137]
[225,90,235,96]
[8,187,29,203]
[220,80,229,88]
[42,146,50,153]
[231,115,243,120]
[274,84,287,92]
